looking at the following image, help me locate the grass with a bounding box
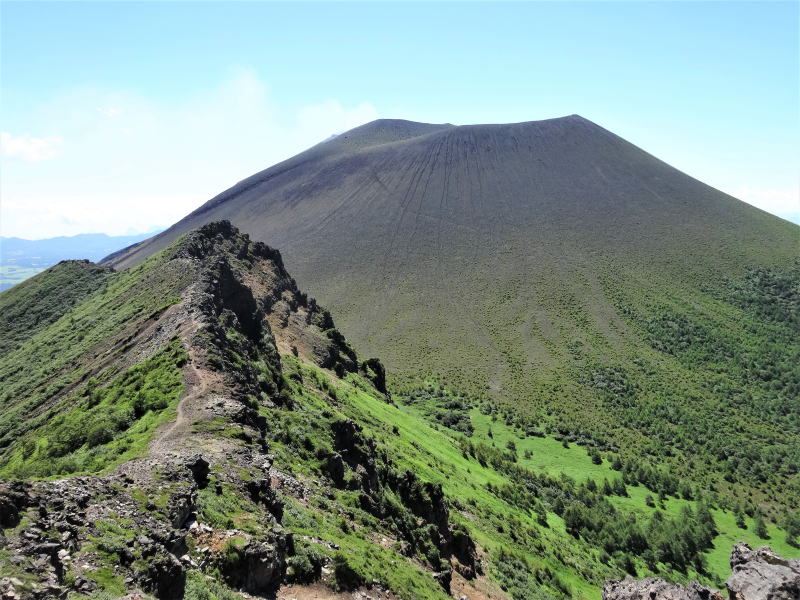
[346,396,600,597]
[469,398,800,587]
[469,409,617,482]
[87,567,126,597]
[0,337,187,478]
[279,360,797,598]
[197,477,263,533]
[0,548,40,591]
[184,570,243,600]
[703,510,796,584]
[0,244,191,457]
[282,496,449,600]
[0,233,198,474]
[0,260,111,356]
[275,357,607,599]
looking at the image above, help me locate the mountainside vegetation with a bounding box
[0,260,112,356]
[1,222,798,600]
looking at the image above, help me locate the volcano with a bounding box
[105,116,797,394]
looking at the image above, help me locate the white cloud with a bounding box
[1,132,63,162]
[0,68,380,238]
[727,186,800,224]
[96,107,122,117]
[1,194,198,239]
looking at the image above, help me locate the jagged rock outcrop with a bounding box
[319,417,479,589]
[603,543,800,600]
[213,535,290,594]
[602,578,722,600]
[359,357,387,395]
[727,542,800,600]
[0,463,204,599]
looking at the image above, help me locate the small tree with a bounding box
[753,513,768,539]
[735,507,747,529]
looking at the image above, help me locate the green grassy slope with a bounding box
[0,247,194,470]
[0,260,112,356]
[0,338,186,479]
[262,355,799,599]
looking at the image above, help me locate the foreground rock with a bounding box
[603,542,800,600]
[602,578,722,600]
[727,542,800,600]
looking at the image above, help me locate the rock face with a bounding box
[603,543,800,600]
[602,578,722,600]
[727,542,800,600]
[319,417,479,588]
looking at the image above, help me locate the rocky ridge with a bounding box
[0,222,477,599]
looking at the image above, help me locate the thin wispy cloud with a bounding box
[96,107,122,117]
[1,132,64,162]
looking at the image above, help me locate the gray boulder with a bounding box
[727,542,800,600]
[603,542,800,600]
[603,577,722,600]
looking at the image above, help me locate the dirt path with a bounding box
[149,333,218,456]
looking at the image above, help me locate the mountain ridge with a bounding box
[0,222,481,599]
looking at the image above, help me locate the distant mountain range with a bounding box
[0,231,160,290]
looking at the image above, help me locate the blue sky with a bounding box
[2,1,798,237]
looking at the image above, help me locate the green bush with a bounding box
[331,553,365,591]
[184,570,242,600]
[0,337,186,478]
[286,544,324,583]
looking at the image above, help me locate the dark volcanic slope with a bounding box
[106,116,798,391]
